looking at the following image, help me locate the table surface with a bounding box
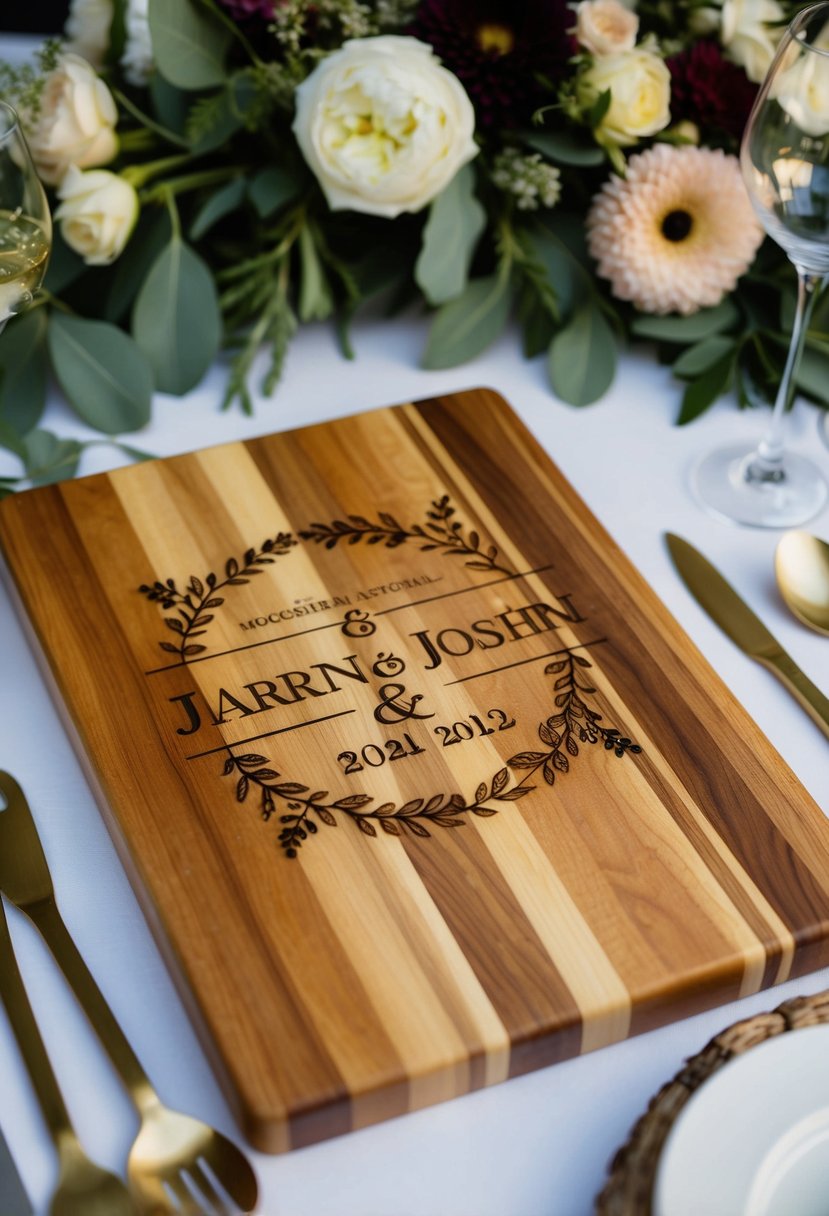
[1,308,828,1216]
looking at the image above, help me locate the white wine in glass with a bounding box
[691,1,829,527]
[0,99,51,334]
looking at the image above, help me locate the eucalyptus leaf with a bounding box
[677,351,735,424]
[421,273,512,369]
[190,176,246,239]
[521,129,605,167]
[672,335,737,379]
[526,228,591,320]
[518,281,557,358]
[104,207,172,322]
[415,165,486,305]
[187,85,246,155]
[48,313,153,433]
[548,301,617,406]
[132,235,221,393]
[795,346,829,405]
[298,225,334,322]
[248,166,301,218]
[148,0,231,90]
[0,417,26,461]
[0,308,47,434]
[631,299,740,344]
[149,72,190,135]
[23,429,84,486]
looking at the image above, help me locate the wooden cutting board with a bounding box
[1,387,828,1153]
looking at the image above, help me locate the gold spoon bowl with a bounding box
[775,530,829,636]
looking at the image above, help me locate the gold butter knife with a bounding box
[665,533,829,740]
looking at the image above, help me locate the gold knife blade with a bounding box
[665,532,829,739]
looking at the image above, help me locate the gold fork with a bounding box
[0,896,137,1215]
[0,772,258,1216]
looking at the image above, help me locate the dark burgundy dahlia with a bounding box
[218,0,275,19]
[668,40,757,143]
[410,0,575,127]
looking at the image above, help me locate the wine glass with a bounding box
[0,99,51,335]
[691,2,829,527]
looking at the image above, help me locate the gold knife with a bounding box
[665,533,829,740]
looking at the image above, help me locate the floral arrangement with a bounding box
[0,0,827,489]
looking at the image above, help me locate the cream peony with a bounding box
[292,35,478,219]
[579,48,671,147]
[775,49,829,137]
[720,0,786,83]
[25,53,118,186]
[575,0,639,56]
[55,167,138,265]
[63,0,113,66]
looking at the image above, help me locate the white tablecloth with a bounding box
[1,307,828,1215]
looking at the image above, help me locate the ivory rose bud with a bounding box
[575,0,639,56]
[720,0,786,83]
[26,53,118,185]
[579,48,671,147]
[55,167,138,265]
[292,36,478,219]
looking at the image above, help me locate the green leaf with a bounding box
[43,228,86,295]
[190,176,246,239]
[525,228,591,320]
[588,89,612,128]
[297,225,334,323]
[422,273,513,369]
[248,166,301,218]
[0,417,26,461]
[795,346,829,405]
[0,308,48,434]
[23,429,84,486]
[520,129,605,167]
[631,299,740,344]
[104,207,173,322]
[149,72,190,136]
[518,281,557,358]
[47,314,153,434]
[548,300,617,405]
[415,165,486,306]
[672,335,737,379]
[677,351,735,424]
[132,235,221,393]
[148,0,231,90]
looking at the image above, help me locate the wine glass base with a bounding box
[821,411,829,452]
[691,443,828,528]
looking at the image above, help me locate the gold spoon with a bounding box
[775,531,829,636]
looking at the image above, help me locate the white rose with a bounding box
[121,0,153,87]
[775,50,829,136]
[575,0,639,56]
[580,48,671,147]
[55,166,138,265]
[721,0,786,83]
[292,36,478,219]
[63,0,113,67]
[25,53,118,186]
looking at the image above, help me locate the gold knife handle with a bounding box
[759,651,829,740]
[29,900,159,1115]
[0,899,72,1142]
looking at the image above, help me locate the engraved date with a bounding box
[433,709,516,746]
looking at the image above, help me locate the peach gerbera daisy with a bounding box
[586,144,763,315]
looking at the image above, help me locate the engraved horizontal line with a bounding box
[144,617,345,676]
[443,639,608,686]
[184,709,356,760]
[372,563,557,616]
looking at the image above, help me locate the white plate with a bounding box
[653,1023,829,1216]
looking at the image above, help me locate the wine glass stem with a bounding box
[750,269,824,480]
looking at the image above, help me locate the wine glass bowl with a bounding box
[691,2,829,527]
[0,99,51,331]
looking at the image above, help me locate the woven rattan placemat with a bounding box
[595,988,829,1215]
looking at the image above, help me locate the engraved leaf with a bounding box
[164,617,184,633]
[468,530,480,549]
[160,642,181,653]
[308,791,328,803]
[355,816,377,836]
[475,783,487,803]
[182,644,206,655]
[545,661,566,674]
[226,557,239,577]
[253,769,279,780]
[424,794,444,813]
[316,807,337,827]
[374,802,396,816]
[496,786,533,801]
[573,654,593,667]
[471,806,498,817]
[273,782,309,795]
[543,757,557,785]
[553,752,569,773]
[380,818,401,835]
[188,575,203,597]
[508,750,547,768]
[397,799,424,817]
[204,597,224,609]
[236,754,267,764]
[223,758,235,775]
[404,819,431,838]
[538,723,560,747]
[566,736,579,757]
[491,767,509,796]
[236,775,249,802]
[334,794,373,810]
[448,793,466,810]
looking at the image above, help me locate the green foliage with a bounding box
[422,271,513,369]
[549,301,618,406]
[147,0,232,90]
[47,314,153,434]
[0,309,48,435]
[132,233,221,394]
[415,166,486,306]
